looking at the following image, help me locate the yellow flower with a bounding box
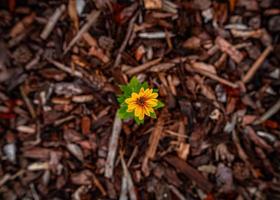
[125,88,158,120]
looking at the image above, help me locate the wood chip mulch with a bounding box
[0,0,280,199]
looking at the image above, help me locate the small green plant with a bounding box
[117,77,164,124]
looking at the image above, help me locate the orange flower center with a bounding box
[136,97,146,106]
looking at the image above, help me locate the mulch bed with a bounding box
[0,0,280,199]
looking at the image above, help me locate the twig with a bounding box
[105,113,122,178]
[165,130,188,139]
[25,51,42,70]
[127,146,138,167]
[119,152,137,200]
[47,58,106,91]
[255,147,276,176]
[232,130,259,178]
[54,115,75,126]
[40,4,66,39]
[64,10,100,54]
[234,42,252,49]
[93,175,107,196]
[231,29,263,39]
[20,86,36,119]
[17,125,36,134]
[165,30,173,49]
[162,0,178,13]
[142,108,166,176]
[165,155,213,193]
[30,183,40,200]
[112,10,139,68]
[245,126,273,152]
[72,94,94,103]
[149,62,175,72]
[138,31,175,39]
[242,45,273,83]
[191,66,238,88]
[232,130,249,165]
[257,131,276,142]
[0,170,25,187]
[168,185,187,200]
[73,186,87,200]
[253,99,280,125]
[125,58,162,76]
[216,36,244,63]
[214,53,227,68]
[148,57,187,72]
[24,121,41,146]
[119,173,128,200]
[47,58,83,78]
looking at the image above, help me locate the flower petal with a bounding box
[127,102,137,112]
[143,105,150,116]
[142,88,151,97]
[125,98,132,104]
[146,99,158,107]
[139,88,145,95]
[148,92,158,99]
[131,92,139,100]
[125,92,138,104]
[134,106,142,117]
[146,106,154,114]
[138,108,145,120]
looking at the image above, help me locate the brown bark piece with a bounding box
[144,0,163,9]
[215,36,244,63]
[81,116,91,135]
[165,155,214,193]
[9,12,36,38]
[142,108,167,176]
[242,45,273,83]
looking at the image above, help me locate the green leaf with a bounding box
[152,88,159,93]
[150,112,157,119]
[119,85,125,92]
[142,82,149,90]
[124,112,134,120]
[121,85,132,97]
[118,104,134,120]
[117,96,125,104]
[154,101,164,109]
[129,77,139,85]
[129,77,141,93]
[134,116,144,125]
[117,106,126,118]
